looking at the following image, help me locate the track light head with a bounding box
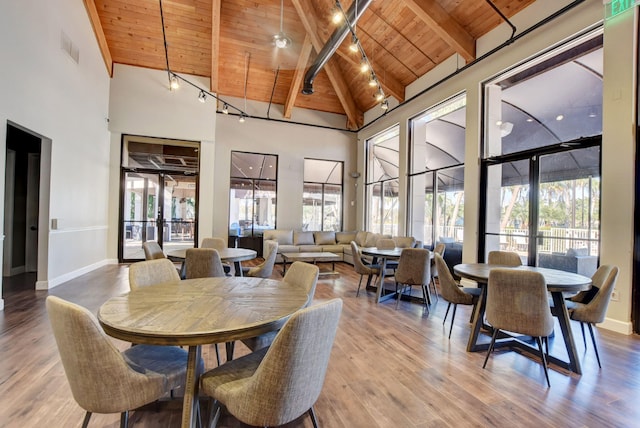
[239,114,246,123]
[349,35,359,53]
[222,103,229,114]
[198,90,206,103]
[360,59,370,73]
[169,75,180,90]
[381,99,389,110]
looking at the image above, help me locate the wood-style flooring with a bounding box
[1,261,640,428]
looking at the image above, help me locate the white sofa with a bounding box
[262,229,420,264]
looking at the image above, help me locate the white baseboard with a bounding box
[599,317,633,335]
[36,258,120,290]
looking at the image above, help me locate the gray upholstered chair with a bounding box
[142,241,165,260]
[430,242,446,301]
[200,298,343,428]
[185,248,226,279]
[241,261,319,352]
[394,248,431,309]
[129,258,181,290]
[351,241,381,297]
[376,238,396,249]
[567,265,619,368]
[201,237,232,275]
[483,269,554,387]
[435,253,480,338]
[46,296,202,428]
[244,240,278,278]
[488,250,522,266]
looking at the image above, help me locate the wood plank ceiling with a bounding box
[86,0,536,129]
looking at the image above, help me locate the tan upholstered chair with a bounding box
[567,265,618,367]
[376,238,396,249]
[185,248,226,279]
[488,250,522,266]
[430,242,446,300]
[129,258,181,290]
[241,261,319,352]
[245,240,278,278]
[351,241,381,297]
[142,241,165,260]
[483,269,554,387]
[201,237,232,275]
[435,254,480,338]
[200,299,343,428]
[394,248,431,309]
[46,296,202,428]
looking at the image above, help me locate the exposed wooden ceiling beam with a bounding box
[210,0,221,93]
[402,0,475,63]
[284,35,313,119]
[291,0,363,128]
[82,0,113,76]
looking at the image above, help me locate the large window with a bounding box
[481,32,602,274]
[409,94,466,248]
[366,126,399,235]
[303,159,343,231]
[229,152,277,237]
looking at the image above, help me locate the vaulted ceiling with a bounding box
[85,0,536,129]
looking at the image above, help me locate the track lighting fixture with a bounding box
[169,75,180,90]
[273,0,291,49]
[369,73,377,87]
[381,99,389,110]
[222,103,229,114]
[198,90,206,103]
[239,114,246,123]
[349,35,359,53]
[360,58,370,73]
[331,4,343,24]
[375,87,385,102]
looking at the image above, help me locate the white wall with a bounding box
[358,1,636,333]
[0,0,111,294]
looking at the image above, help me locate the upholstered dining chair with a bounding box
[394,248,431,309]
[243,240,278,278]
[185,248,226,279]
[566,264,619,368]
[429,242,446,301]
[376,238,399,271]
[488,250,522,266]
[351,241,381,297]
[142,241,165,260]
[483,269,554,387]
[46,296,202,428]
[200,298,343,428]
[241,261,319,353]
[435,253,480,338]
[201,237,232,275]
[129,258,181,290]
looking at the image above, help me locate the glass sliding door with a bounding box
[122,172,160,260]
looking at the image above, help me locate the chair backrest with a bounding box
[434,254,474,305]
[46,296,164,413]
[488,250,522,266]
[394,248,430,286]
[201,237,227,251]
[228,298,343,427]
[142,241,165,260]
[350,241,374,275]
[486,269,554,337]
[283,261,320,305]
[129,258,181,290]
[433,242,446,256]
[376,238,396,249]
[185,248,226,279]
[249,240,279,278]
[573,265,619,324]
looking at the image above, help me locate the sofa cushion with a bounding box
[314,231,336,245]
[298,245,323,252]
[336,231,356,244]
[320,244,344,254]
[566,247,589,257]
[294,231,315,245]
[364,233,382,247]
[264,229,293,245]
[393,236,416,248]
[279,244,300,254]
[355,231,369,246]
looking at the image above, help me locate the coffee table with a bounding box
[281,252,341,276]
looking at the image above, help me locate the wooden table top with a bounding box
[166,247,257,262]
[98,277,309,346]
[453,263,591,293]
[361,247,433,259]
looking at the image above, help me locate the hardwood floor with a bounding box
[2,262,640,428]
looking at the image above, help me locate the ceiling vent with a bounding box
[60,31,80,64]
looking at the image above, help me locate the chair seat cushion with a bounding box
[123,345,202,391]
[200,347,268,398]
[241,330,279,352]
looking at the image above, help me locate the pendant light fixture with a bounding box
[273,0,291,49]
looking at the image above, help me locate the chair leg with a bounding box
[82,412,92,428]
[580,322,587,347]
[587,323,602,368]
[483,329,500,368]
[214,343,220,366]
[536,337,551,387]
[430,277,439,302]
[356,275,364,297]
[120,411,129,428]
[448,304,458,339]
[308,406,319,428]
[208,400,221,428]
[395,284,405,309]
[443,302,452,325]
[421,284,430,309]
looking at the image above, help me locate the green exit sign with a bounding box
[606,0,636,19]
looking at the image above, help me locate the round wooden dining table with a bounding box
[98,276,309,428]
[166,247,257,277]
[454,263,591,374]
